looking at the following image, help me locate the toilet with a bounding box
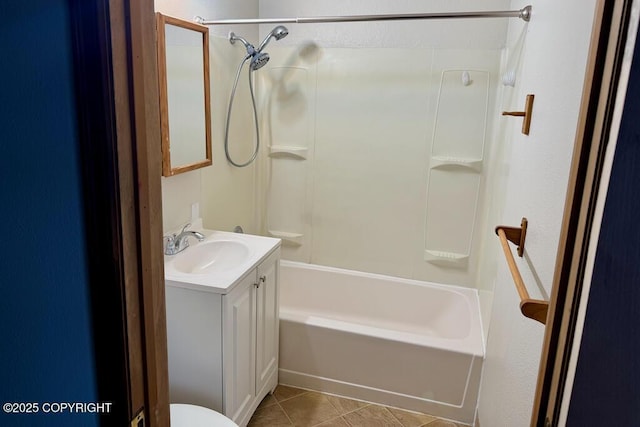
[170,404,238,427]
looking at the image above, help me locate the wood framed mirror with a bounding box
[157,13,212,176]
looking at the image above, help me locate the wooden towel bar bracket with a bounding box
[502,94,535,135]
[495,217,528,257]
[495,218,549,325]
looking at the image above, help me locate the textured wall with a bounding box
[478,1,598,425]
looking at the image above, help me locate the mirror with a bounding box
[157,13,212,176]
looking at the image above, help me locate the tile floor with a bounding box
[248,385,466,427]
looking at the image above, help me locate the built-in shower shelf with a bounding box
[424,250,469,266]
[268,145,308,160]
[267,230,304,246]
[430,156,483,172]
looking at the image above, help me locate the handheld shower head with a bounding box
[271,25,289,40]
[225,27,290,167]
[257,25,289,52]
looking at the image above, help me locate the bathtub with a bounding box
[278,261,484,425]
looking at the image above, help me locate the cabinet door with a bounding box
[223,273,256,422]
[255,249,280,396]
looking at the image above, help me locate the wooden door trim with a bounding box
[123,0,170,424]
[531,1,634,425]
[109,0,147,418]
[70,0,169,424]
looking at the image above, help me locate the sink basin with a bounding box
[171,240,250,275]
[164,227,281,293]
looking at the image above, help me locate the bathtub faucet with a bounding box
[164,223,205,255]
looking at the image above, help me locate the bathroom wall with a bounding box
[156,0,260,233]
[477,0,598,425]
[256,0,511,288]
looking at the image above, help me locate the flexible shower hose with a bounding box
[224,54,261,167]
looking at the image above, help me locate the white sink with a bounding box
[171,240,250,275]
[164,228,281,294]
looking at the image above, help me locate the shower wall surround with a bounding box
[258,46,502,287]
[254,0,510,288]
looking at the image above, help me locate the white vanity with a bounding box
[164,226,281,427]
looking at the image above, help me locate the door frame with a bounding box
[531,0,634,425]
[70,0,169,425]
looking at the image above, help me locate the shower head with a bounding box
[230,28,285,71]
[250,52,270,70]
[257,25,289,52]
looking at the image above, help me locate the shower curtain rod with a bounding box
[195,5,531,26]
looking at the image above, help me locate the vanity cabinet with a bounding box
[165,246,280,427]
[223,248,279,423]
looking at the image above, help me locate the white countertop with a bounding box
[164,228,280,294]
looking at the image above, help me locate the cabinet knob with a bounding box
[260,275,266,283]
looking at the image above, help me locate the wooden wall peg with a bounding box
[502,94,535,135]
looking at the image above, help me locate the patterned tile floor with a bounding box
[248,385,466,427]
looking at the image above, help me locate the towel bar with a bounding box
[495,218,549,324]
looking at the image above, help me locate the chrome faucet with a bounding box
[164,223,205,255]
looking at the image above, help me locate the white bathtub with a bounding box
[278,261,484,425]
